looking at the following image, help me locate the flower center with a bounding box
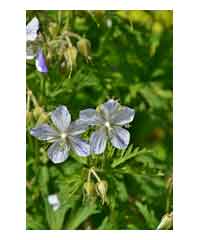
[60,132,67,140]
[105,121,111,129]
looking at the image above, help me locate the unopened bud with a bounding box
[27,89,32,96]
[77,38,91,62]
[157,212,173,230]
[152,21,163,34]
[37,112,49,124]
[33,106,43,119]
[48,22,58,36]
[83,181,96,197]
[64,46,78,69]
[96,180,108,204]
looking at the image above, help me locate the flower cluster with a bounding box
[30,99,135,164]
[26,17,48,73]
[27,16,136,211]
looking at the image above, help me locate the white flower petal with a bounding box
[26,17,39,41]
[109,126,130,149]
[69,136,90,157]
[111,107,135,125]
[48,141,69,164]
[67,120,88,136]
[79,108,103,125]
[30,124,58,141]
[90,127,108,154]
[51,106,71,132]
[48,194,60,211]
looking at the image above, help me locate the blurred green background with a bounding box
[26,10,173,230]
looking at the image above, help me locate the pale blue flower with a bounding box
[35,49,48,73]
[26,17,48,72]
[79,99,135,154]
[26,17,39,41]
[30,106,90,163]
[26,17,39,60]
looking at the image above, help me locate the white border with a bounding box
[25,0,174,10]
[1,0,200,240]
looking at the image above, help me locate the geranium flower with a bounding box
[30,106,90,163]
[26,17,48,73]
[79,99,135,154]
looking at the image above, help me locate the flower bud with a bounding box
[27,89,32,97]
[96,180,108,204]
[37,112,49,124]
[33,106,43,119]
[83,181,96,197]
[157,212,173,230]
[48,22,59,37]
[77,38,91,62]
[64,46,78,70]
[152,21,163,34]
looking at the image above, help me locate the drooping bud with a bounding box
[64,46,78,71]
[48,22,59,37]
[83,181,96,198]
[77,38,91,62]
[96,180,108,204]
[157,212,173,230]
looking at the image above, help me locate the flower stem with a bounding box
[65,36,72,48]
[90,168,101,182]
[64,31,81,40]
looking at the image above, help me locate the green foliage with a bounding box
[66,201,99,229]
[26,10,173,230]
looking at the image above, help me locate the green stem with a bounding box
[65,31,81,40]
[26,91,30,112]
[90,168,101,182]
[65,36,72,47]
